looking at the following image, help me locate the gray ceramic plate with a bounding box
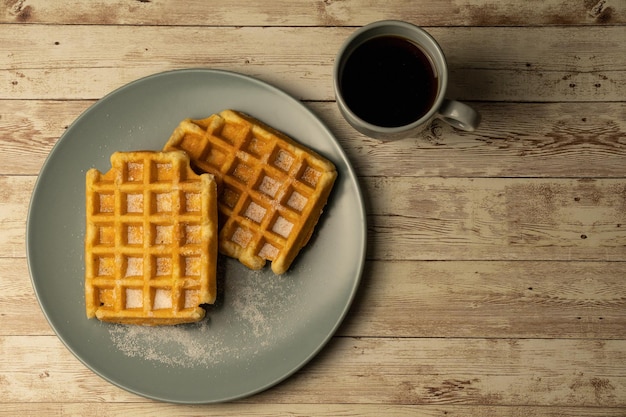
[26,69,366,403]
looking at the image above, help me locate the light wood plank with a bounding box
[0,258,52,336]
[340,260,626,339]
[1,335,624,406]
[259,337,626,406]
[0,100,88,175]
[0,336,137,402]
[2,101,626,178]
[315,102,626,178]
[1,403,624,417]
[0,176,34,258]
[367,177,626,261]
[6,256,626,339]
[8,176,626,260]
[2,26,625,101]
[1,0,624,26]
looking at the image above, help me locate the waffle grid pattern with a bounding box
[85,151,217,325]
[165,110,337,274]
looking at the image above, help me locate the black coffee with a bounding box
[340,35,438,127]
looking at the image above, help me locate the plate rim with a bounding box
[25,68,367,404]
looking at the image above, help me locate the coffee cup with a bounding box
[333,20,480,140]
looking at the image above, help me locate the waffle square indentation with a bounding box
[126,162,144,183]
[153,288,172,309]
[272,148,295,172]
[257,174,280,198]
[125,288,143,309]
[125,256,143,277]
[97,193,115,214]
[153,224,173,245]
[221,186,242,209]
[154,192,173,213]
[184,224,202,245]
[298,162,322,188]
[184,290,199,309]
[231,159,254,185]
[244,134,270,158]
[204,144,229,170]
[153,162,174,182]
[153,256,172,277]
[243,200,267,224]
[183,256,201,278]
[184,192,201,213]
[221,121,249,146]
[97,224,115,245]
[271,215,294,238]
[230,225,253,248]
[124,223,144,245]
[125,193,144,213]
[97,287,114,307]
[96,256,115,277]
[286,189,308,213]
[258,240,279,260]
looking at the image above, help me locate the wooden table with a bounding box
[2,1,626,415]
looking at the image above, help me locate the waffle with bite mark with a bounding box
[85,151,218,325]
[164,110,337,275]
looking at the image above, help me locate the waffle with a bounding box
[85,151,218,325]
[164,110,337,275]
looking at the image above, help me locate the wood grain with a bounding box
[367,177,626,261]
[1,335,624,406]
[3,0,626,412]
[263,337,626,406]
[2,403,625,417]
[0,176,33,258]
[4,256,626,339]
[2,101,626,178]
[2,26,625,101]
[341,259,626,338]
[7,176,626,260]
[1,0,624,26]
[318,103,626,178]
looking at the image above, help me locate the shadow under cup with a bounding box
[334,21,479,140]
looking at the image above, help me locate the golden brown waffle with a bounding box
[164,110,337,275]
[85,151,218,325]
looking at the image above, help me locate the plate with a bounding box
[26,69,366,403]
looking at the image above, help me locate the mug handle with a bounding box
[437,99,481,132]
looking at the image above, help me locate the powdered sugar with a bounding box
[126,193,143,213]
[231,226,252,247]
[258,175,280,197]
[125,288,143,309]
[258,242,279,260]
[153,288,172,309]
[287,190,308,212]
[271,216,293,238]
[125,257,143,277]
[273,149,294,172]
[109,322,221,367]
[244,201,267,223]
[108,263,298,368]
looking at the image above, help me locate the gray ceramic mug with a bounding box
[333,20,480,140]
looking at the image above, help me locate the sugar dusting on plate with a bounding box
[108,267,297,368]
